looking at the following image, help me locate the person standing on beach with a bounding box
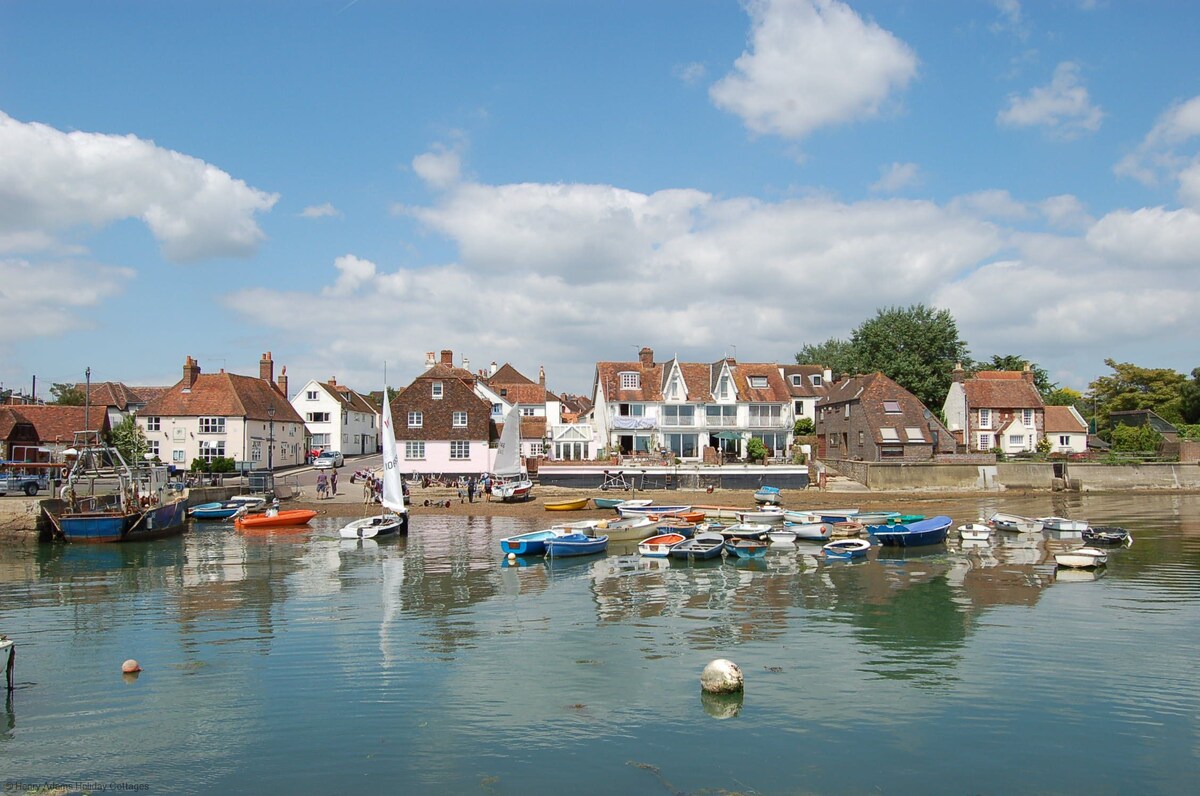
[330,469,338,496]
[467,477,476,503]
[316,472,328,500]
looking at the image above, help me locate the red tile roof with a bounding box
[1044,405,1087,434]
[596,356,790,403]
[488,363,534,384]
[141,373,303,423]
[963,372,1043,409]
[8,405,111,443]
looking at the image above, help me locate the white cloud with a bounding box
[1086,206,1200,270]
[997,62,1103,139]
[673,62,707,86]
[709,0,918,140]
[0,258,133,339]
[412,144,463,190]
[869,162,922,194]
[324,253,378,297]
[0,111,278,262]
[1037,194,1093,230]
[301,203,341,219]
[949,190,1030,220]
[989,0,1030,41]
[1114,96,1200,207]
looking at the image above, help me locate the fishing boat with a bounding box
[718,522,771,540]
[823,538,871,559]
[784,521,833,541]
[1082,526,1133,547]
[616,503,692,519]
[339,388,409,539]
[43,435,189,543]
[490,405,534,502]
[544,497,590,511]
[1054,546,1108,569]
[735,506,785,524]
[958,523,993,541]
[500,528,567,556]
[1038,516,1090,532]
[724,539,768,559]
[753,485,782,505]
[818,508,860,523]
[638,532,686,557]
[590,515,655,541]
[545,533,608,558]
[235,507,317,529]
[188,501,250,520]
[987,512,1044,533]
[869,515,952,547]
[669,532,725,561]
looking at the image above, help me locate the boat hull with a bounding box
[869,515,952,547]
[500,529,562,555]
[339,512,408,539]
[638,533,686,557]
[235,509,317,529]
[544,498,589,511]
[785,521,833,540]
[59,499,188,543]
[546,533,609,558]
[1082,527,1132,547]
[592,516,655,541]
[669,532,725,560]
[725,539,768,559]
[823,539,870,559]
[1039,516,1090,532]
[188,501,245,520]
[616,504,692,519]
[1054,547,1108,568]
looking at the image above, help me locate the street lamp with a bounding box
[267,405,275,474]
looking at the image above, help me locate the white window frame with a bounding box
[619,371,640,390]
[146,440,160,457]
[408,411,423,428]
[145,417,161,432]
[198,417,226,434]
[880,427,900,442]
[749,376,768,389]
[452,411,468,427]
[306,390,319,401]
[882,400,902,414]
[405,441,425,460]
[979,408,992,429]
[1059,435,1070,446]
[1023,408,1034,427]
[172,450,186,463]
[905,427,925,442]
[449,440,470,460]
[432,382,443,400]
[1009,434,1025,448]
[307,412,330,423]
[521,407,536,417]
[978,432,993,450]
[811,375,823,387]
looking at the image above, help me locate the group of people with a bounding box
[315,469,338,499]
[453,474,495,503]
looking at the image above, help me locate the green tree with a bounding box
[1180,367,1200,423]
[794,338,858,377]
[746,437,769,462]
[849,304,969,410]
[974,354,1056,397]
[1089,359,1187,432]
[793,417,815,436]
[50,382,86,405]
[110,416,149,465]
[1110,424,1162,453]
[1045,387,1082,406]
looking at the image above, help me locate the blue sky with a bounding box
[2,0,1198,400]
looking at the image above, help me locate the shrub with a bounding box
[1110,424,1162,453]
[747,438,769,462]
[793,417,815,436]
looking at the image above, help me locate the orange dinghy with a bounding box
[234,509,317,529]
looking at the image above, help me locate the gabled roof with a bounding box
[780,365,832,398]
[414,363,477,384]
[596,354,790,403]
[142,373,303,423]
[732,362,791,402]
[316,381,377,415]
[488,363,534,384]
[6,405,111,442]
[75,381,147,411]
[819,372,951,447]
[0,407,30,439]
[1044,405,1087,434]
[596,360,665,402]
[963,371,1043,409]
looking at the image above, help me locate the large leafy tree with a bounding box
[1088,359,1187,431]
[110,415,149,465]
[974,354,1056,397]
[1180,367,1200,424]
[849,304,969,410]
[794,337,859,377]
[50,382,86,405]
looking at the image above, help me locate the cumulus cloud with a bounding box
[324,253,378,297]
[949,190,1030,220]
[0,111,278,261]
[1037,194,1093,231]
[0,258,133,339]
[673,62,708,86]
[709,0,918,140]
[869,162,922,194]
[1114,95,1200,207]
[412,144,463,190]
[997,62,1103,139]
[301,203,341,218]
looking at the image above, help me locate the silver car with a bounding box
[313,450,344,469]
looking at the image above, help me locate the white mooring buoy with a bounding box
[122,659,143,674]
[700,658,743,694]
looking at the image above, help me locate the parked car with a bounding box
[0,471,51,496]
[313,450,344,469]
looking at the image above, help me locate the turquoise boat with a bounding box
[500,529,563,556]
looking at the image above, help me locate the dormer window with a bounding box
[432,382,443,400]
[791,375,802,387]
[620,372,640,390]
[749,376,768,389]
[811,375,823,387]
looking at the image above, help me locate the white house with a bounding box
[292,378,379,457]
[1044,405,1089,454]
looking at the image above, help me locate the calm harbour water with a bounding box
[2,493,1199,795]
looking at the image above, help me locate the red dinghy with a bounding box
[234,509,317,529]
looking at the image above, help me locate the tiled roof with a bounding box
[732,362,791,402]
[141,373,303,423]
[497,383,549,405]
[0,407,26,439]
[596,355,790,403]
[8,405,111,443]
[596,361,664,402]
[963,372,1043,409]
[780,365,832,398]
[393,373,491,441]
[488,364,534,384]
[76,381,144,410]
[1044,406,1087,434]
[414,363,477,384]
[819,372,952,447]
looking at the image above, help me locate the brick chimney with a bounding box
[277,365,288,397]
[183,356,200,389]
[1022,363,1033,383]
[952,362,965,384]
[440,349,453,366]
[539,365,546,387]
[639,347,654,366]
[259,351,274,383]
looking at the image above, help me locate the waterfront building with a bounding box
[943,364,1045,454]
[291,377,379,456]
[393,351,492,476]
[816,372,955,462]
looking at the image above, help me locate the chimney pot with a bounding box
[259,352,274,383]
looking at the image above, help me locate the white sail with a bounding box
[493,405,523,477]
[380,389,405,514]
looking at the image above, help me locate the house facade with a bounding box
[780,364,832,424]
[592,347,793,462]
[816,372,955,462]
[138,353,306,471]
[392,354,493,475]
[943,365,1045,455]
[0,405,111,462]
[292,378,378,456]
[1044,405,1089,454]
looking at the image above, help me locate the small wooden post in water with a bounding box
[3,638,13,693]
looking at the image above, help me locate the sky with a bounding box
[2,0,1199,402]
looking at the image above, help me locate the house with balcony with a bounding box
[1044,405,1089,454]
[393,352,493,476]
[291,377,379,457]
[592,347,793,462]
[816,372,955,461]
[943,365,1045,454]
[137,353,306,471]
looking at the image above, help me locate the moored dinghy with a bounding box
[638,532,687,557]
[869,515,952,547]
[1054,546,1108,568]
[339,387,409,539]
[958,522,993,541]
[988,512,1044,533]
[500,528,568,556]
[545,533,609,558]
[669,532,725,560]
[590,515,655,542]
[725,539,768,559]
[785,521,834,541]
[735,506,786,524]
[1082,526,1133,547]
[1039,516,1090,532]
[823,538,871,559]
[188,501,250,520]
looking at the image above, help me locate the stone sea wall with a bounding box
[826,459,1200,491]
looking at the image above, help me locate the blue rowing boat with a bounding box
[500,529,563,556]
[545,533,609,558]
[188,501,248,520]
[724,539,768,559]
[867,515,952,547]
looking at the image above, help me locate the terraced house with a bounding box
[592,347,793,462]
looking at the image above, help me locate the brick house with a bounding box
[392,351,493,476]
[816,372,955,461]
[138,353,306,470]
[943,365,1045,454]
[2,405,112,460]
